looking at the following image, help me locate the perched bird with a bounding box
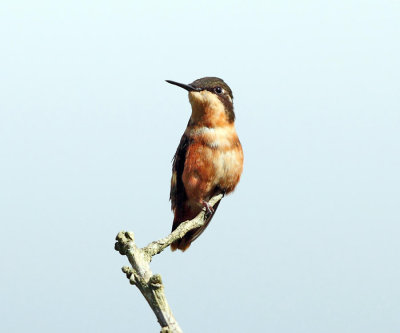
[166,77,244,251]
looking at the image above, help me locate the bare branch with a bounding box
[114,193,223,333]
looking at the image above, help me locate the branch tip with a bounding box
[149,274,163,289]
[129,276,136,285]
[122,266,133,279]
[125,231,135,241]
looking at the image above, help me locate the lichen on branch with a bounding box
[114,193,223,333]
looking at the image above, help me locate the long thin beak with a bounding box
[165,80,200,92]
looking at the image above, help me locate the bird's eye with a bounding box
[214,87,223,94]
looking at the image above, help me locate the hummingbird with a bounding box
[166,77,244,251]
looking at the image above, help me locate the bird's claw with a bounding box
[202,201,214,216]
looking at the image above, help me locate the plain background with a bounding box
[1,1,399,332]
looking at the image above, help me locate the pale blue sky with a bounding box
[1,1,399,332]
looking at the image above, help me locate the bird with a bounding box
[166,77,244,251]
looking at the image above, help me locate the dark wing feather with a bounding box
[170,134,190,214]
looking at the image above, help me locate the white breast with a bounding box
[189,126,238,149]
[213,148,243,188]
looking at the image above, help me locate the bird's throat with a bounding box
[189,91,231,128]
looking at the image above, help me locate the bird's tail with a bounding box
[170,200,221,251]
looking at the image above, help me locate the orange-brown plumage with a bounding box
[167,77,243,251]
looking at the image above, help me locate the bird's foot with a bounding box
[202,200,214,216]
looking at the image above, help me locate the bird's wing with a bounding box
[170,134,190,213]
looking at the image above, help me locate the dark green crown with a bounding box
[190,77,233,99]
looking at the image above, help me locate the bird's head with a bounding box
[166,77,235,126]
